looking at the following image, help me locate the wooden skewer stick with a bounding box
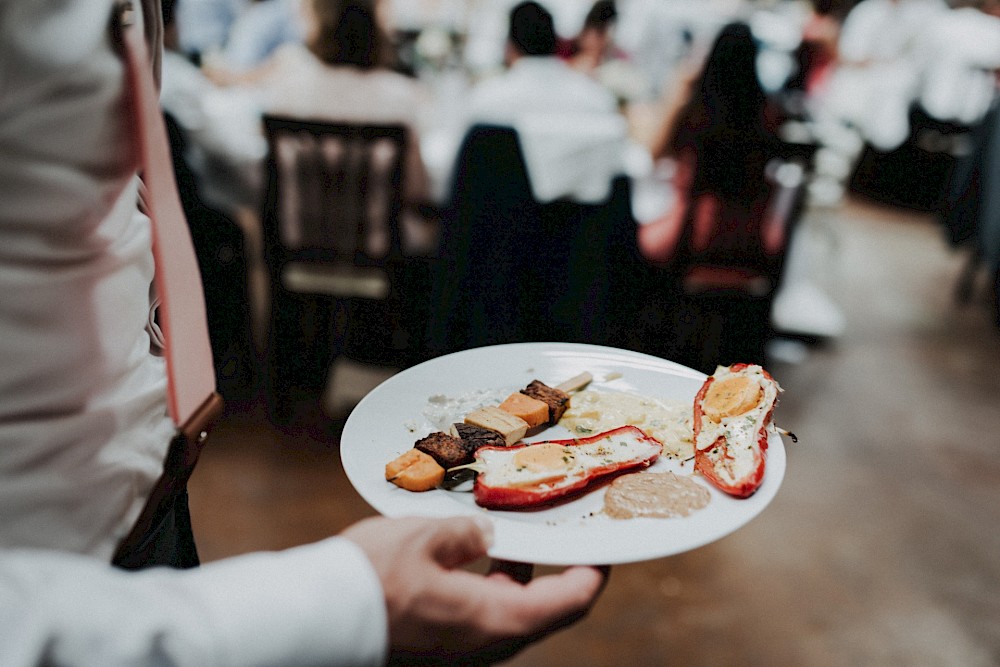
[776,426,798,443]
[556,372,593,393]
[446,461,488,474]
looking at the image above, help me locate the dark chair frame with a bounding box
[260,115,410,421]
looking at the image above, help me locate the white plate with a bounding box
[341,343,785,565]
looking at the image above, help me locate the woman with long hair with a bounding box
[639,22,782,265]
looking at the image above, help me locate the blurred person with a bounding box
[637,22,784,265]
[0,1,607,664]
[562,0,620,74]
[205,0,436,248]
[466,1,618,126]
[216,0,304,71]
[464,1,626,204]
[249,0,431,215]
[818,0,946,151]
[161,0,267,213]
[918,0,1000,127]
[635,22,793,368]
[786,0,845,104]
[562,0,652,105]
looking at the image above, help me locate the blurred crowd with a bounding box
[160,0,1000,380]
[163,0,1000,211]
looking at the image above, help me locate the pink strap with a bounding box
[122,19,217,427]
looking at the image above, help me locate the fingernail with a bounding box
[472,514,495,547]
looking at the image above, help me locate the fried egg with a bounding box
[475,426,662,490]
[694,364,781,484]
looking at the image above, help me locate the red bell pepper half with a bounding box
[472,425,662,510]
[692,363,779,499]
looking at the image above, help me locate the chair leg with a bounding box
[265,288,340,425]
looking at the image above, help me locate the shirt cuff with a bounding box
[178,537,388,666]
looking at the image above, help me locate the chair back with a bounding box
[674,155,808,297]
[260,117,412,420]
[427,124,640,354]
[261,115,407,300]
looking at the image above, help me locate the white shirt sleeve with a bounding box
[0,3,390,664]
[0,538,388,667]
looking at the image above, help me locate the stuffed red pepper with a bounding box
[471,425,662,510]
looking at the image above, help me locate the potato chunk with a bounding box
[385,449,445,492]
[498,392,550,429]
[521,380,570,424]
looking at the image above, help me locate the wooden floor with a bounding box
[188,198,1000,666]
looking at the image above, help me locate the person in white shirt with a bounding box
[466,1,618,127]
[201,0,436,237]
[918,0,1000,128]
[819,0,947,150]
[258,0,432,211]
[161,0,267,214]
[0,1,606,664]
[464,1,626,204]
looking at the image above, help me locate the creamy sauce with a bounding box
[603,472,711,519]
[560,390,693,459]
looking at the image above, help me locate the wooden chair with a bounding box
[260,116,409,421]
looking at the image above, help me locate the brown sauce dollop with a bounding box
[604,472,711,519]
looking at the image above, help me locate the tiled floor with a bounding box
[188,197,1000,666]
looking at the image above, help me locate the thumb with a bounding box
[423,515,495,569]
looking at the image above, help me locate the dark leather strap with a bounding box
[111,1,223,566]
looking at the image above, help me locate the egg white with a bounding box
[477,429,659,489]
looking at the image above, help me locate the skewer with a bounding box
[556,372,592,393]
[389,372,595,492]
[776,426,798,443]
[446,461,487,474]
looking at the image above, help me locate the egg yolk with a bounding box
[702,376,762,421]
[513,443,575,472]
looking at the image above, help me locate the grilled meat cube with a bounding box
[449,423,507,451]
[521,380,570,424]
[414,432,471,469]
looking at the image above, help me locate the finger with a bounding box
[443,564,606,639]
[422,515,495,569]
[592,564,612,593]
[516,566,606,626]
[441,566,607,664]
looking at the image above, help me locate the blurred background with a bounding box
[166,0,1000,664]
